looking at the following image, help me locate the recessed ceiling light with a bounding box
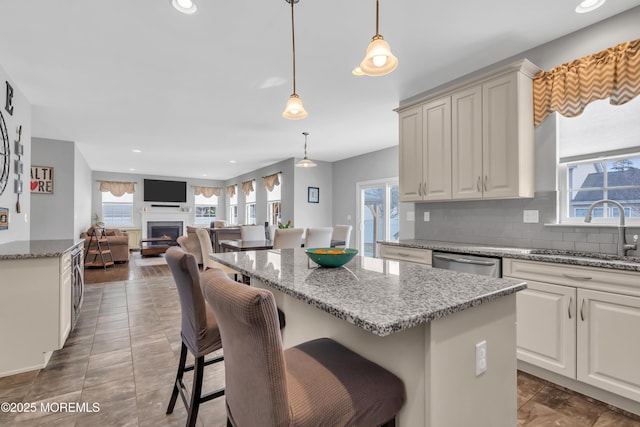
[202,174,208,177]
[229,160,237,164]
[132,149,141,153]
[172,0,197,15]
[575,0,606,13]
[129,168,136,171]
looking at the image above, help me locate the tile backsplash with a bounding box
[413,191,639,257]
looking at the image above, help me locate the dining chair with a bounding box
[195,228,239,280]
[241,225,266,241]
[332,225,353,248]
[272,228,304,249]
[304,227,333,248]
[200,269,406,427]
[165,247,225,427]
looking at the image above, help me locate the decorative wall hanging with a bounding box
[0,206,8,230]
[31,165,54,194]
[0,109,9,196]
[14,125,23,212]
[308,186,319,203]
[5,81,14,116]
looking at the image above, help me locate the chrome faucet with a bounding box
[584,199,638,257]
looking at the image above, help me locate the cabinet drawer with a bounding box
[503,258,640,297]
[380,245,432,265]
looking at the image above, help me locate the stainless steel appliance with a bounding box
[431,251,502,278]
[71,246,84,328]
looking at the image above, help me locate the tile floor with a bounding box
[1,254,640,426]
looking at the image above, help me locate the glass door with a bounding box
[357,179,399,257]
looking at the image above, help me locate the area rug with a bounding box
[135,255,167,267]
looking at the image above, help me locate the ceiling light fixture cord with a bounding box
[375,0,379,36]
[290,0,297,94]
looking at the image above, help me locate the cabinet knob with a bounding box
[477,176,481,192]
[484,176,488,192]
[418,182,422,196]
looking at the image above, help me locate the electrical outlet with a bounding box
[523,210,539,223]
[475,340,487,376]
[407,211,415,221]
[347,214,352,221]
[424,211,430,222]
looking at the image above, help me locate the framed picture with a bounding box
[308,187,319,203]
[0,206,8,230]
[30,165,54,194]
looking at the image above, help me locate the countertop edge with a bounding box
[0,239,84,260]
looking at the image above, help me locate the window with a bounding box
[563,156,640,222]
[244,180,256,225]
[195,193,218,225]
[267,174,282,225]
[101,192,133,226]
[558,97,640,224]
[357,179,399,257]
[228,185,238,225]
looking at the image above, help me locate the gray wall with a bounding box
[74,144,92,238]
[332,146,414,249]
[0,64,31,244]
[30,138,76,240]
[412,8,640,257]
[293,159,333,230]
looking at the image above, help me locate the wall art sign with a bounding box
[0,207,8,230]
[31,165,54,194]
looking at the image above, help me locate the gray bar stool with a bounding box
[165,246,225,427]
[201,268,406,427]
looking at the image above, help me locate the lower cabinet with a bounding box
[504,258,640,404]
[379,244,432,266]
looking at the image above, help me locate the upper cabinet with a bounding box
[397,59,540,203]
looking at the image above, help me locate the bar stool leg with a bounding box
[167,342,188,414]
[186,356,205,427]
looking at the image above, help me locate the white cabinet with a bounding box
[516,280,576,377]
[59,251,72,349]
[504,258,640,404]
[398,59,538,202]
[578,289,640,402]
[379,244,432,266]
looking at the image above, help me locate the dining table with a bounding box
[219,239,345,252]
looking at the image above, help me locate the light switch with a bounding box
[347,214,352,221]
[424,211,430,222]
[523,210,539,223]
[406,211,415,221]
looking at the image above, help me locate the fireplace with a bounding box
[147,221,183,246]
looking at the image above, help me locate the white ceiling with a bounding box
[1,0,639,181]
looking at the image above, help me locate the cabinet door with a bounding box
[452,86,483,199]
[422,97,451,200]
[482,73,519,198]
[59,252,72,349]
[577,289,640,402]
[399,106,423,202]
[516,280,577,378]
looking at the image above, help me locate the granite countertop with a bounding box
[211,248,526,337]
[381,240,640,272]
[0,239,84,260]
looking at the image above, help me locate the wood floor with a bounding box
[1,250,639,426]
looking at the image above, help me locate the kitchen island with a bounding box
[212,248,527,427]
[0,239,84,377]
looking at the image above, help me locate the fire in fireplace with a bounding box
[147,221,183,245]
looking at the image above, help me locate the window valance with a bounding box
[533,38,640,126]
[193,186,221,198]
[98,180,135,197]
[226,185,236,198]
[263,173,280,192]
[241,180,255,196]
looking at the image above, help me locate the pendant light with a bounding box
[171,0,197,14]
[359,0,398,76]
[283,0,308,119]
[296,132,317,168]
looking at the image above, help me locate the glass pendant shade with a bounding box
[282,93,308,119]
[359,35,398,76]
[296,157,317,168]
[172,0,197,14]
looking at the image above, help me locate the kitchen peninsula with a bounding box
[212,249,527,427]
[0,239,84,377]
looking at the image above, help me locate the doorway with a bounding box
[357,179,399,257]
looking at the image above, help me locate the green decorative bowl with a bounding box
[305,248,358,268]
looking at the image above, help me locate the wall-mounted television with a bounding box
[144,179,187,203]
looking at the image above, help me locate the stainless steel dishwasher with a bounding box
[431,251,502,277]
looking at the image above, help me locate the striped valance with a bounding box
[193,186,221,198]
[98,180,135,197]
[533,38,640,126]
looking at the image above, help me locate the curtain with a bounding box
[533,38,640,126]
[99,181,135,197]
[193,186,221,198]
[263,173,280,192]
[226,185,236,198]
[241,180,254,196]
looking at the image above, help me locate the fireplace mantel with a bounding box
[140,210,191,239]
